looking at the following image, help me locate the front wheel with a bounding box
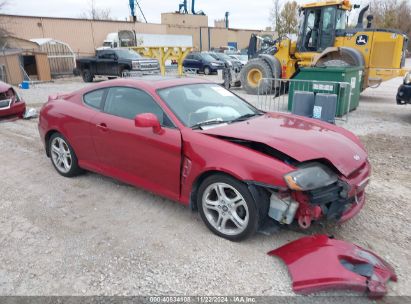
[240,59,273,95]
[198,174,259,241]
[203,66,211,75]
[120,69,131,78]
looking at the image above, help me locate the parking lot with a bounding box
[0,64,410,297]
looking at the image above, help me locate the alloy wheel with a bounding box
[50,137,72,174]
[202,182,249,236]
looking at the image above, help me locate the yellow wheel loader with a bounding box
[240,0,409,94]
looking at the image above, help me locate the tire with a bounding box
[121,69,130,78]
[197,174,259,241]
[82,69,94,83]
[240,59,273,95]
[204,66,211,75]
[48,133,83,178]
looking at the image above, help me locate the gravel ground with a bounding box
[0,63,410,299]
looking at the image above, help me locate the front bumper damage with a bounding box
[267,161,370,228]
[268,234,397,298]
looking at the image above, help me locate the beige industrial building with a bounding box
[0,13,275,57]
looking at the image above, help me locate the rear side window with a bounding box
[104,87,173,127]
[84,89,106,109]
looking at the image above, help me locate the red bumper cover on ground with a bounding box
[268,234,397,298]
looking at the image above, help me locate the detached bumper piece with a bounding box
[397,84,411,104]
[0,99,26,118]
[268,234,397,299]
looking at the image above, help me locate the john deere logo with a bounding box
[356,35,368,46]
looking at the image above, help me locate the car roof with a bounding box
[0,80,12,92]
[88,76,213,91]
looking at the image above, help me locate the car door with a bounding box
[108,52,119,75]
[96,51,114,75]
[192,54,203,69]
[90,86,182,200]
[183,54,194,68]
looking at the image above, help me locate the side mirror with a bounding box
[134,113,162,134]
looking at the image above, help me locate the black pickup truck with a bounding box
[76,49,160,82]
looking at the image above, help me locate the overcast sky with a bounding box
[2,0,364,30]
[1,0,306,30]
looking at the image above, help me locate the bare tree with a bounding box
[79,0,113,20]
[278,1,298,36]
[270,0,298,37]
[370,0,411,51]
[0,1,11,46]
[269,0,282,37]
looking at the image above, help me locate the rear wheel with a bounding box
[240,59,272,95]
[82,69,94,83]
[49,133,83,177]
[198,174,259,241]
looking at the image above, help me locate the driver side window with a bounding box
[104,87,173,127]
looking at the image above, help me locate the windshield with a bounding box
[336,9,347,30]
[201,53,217,62]
[236,55,248,61]
[158,83,260,128]
[215,53,232,61]
[115,49,142,60]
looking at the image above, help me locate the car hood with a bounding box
[200,113,367,177]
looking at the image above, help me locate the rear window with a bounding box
[84,89,106,109]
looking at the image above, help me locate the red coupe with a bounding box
[38,77,370,241]
[0,81,26,118]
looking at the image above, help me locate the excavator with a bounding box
[240,0,409,94]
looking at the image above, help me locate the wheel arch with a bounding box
[189,169,244,211]
[44,129,60,157]
[188,169,273,213]
[81,63,90,70]
[313,47,365,67]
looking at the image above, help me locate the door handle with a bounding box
[96,123,108,131]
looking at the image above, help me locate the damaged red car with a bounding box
[0,81,26,118]
[38,77,370,241]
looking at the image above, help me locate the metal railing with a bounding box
[121,67,200,78]
[257,78,352,122]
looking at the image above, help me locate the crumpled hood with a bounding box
[201,113,367,177]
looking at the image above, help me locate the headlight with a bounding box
[132,61,140,70]
[284,163,338,191]
[404,72,411,85]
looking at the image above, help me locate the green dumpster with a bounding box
[288,66,363,117]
